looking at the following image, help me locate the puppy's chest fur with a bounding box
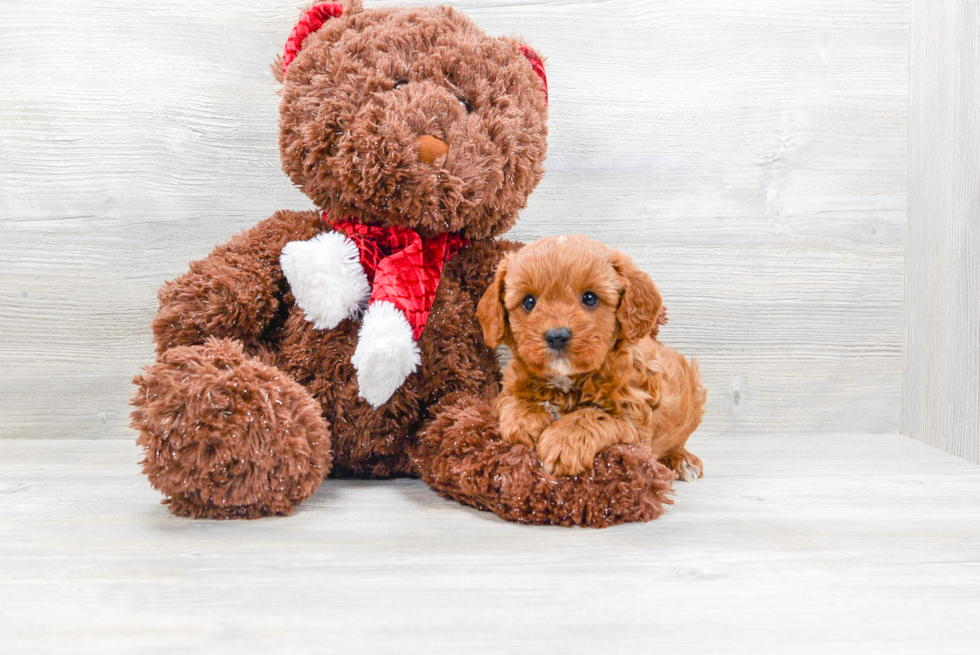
[519,361,657,421]
[536,379,603,418]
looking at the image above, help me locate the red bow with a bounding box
[329,216,468,340]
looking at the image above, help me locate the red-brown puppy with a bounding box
[477,235,705,479]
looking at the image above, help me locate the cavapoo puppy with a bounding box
[477,235,705,480]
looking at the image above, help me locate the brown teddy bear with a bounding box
[131,0,675,526]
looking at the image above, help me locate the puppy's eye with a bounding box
[394,79,409,89]
[582,291,599,307]
[521,295,536,312]
[457,96,474,113]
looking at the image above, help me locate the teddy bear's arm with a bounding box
[152,210,322,353]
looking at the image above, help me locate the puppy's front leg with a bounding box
[496,393,556,448]
[537,408,640,477]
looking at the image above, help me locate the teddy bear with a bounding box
[131,0,675,526]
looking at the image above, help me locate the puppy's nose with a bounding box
[416,134,448,164]
[544,328,573,352]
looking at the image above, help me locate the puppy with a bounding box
[477,235,705,480]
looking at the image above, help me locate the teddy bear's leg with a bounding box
[415,398,676,528]
[131,337,332,519]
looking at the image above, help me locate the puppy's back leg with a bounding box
[660,448,703,482]
[649,344,705,482]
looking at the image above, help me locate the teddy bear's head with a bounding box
[276,1,548,240]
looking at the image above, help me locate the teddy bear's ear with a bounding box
[476,255,512,349]
[273,1,362,83]
[516,42,548,106]
[318,0,363,19]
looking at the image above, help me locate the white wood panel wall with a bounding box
[0,0,909,439]
[905,0,980,463]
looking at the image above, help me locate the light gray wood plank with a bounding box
[1,434,978,654]
[0,0,908,438]
[905,0,980,463]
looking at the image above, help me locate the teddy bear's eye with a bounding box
[521,295,536,312]
[457,96,474,113]
[582,291,599,307]
[393,79,409,89]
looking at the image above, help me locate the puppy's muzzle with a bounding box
[544,328,572,352]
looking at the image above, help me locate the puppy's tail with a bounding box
[684,356,707,435]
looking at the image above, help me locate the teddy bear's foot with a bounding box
[131,337,332,519]
[416,399,676,528]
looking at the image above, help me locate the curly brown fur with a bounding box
[477,236,706,480]
[277,1,548,239]
[415,398,675,528]
[131,337,332,518]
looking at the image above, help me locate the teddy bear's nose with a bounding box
[416,135,449,164]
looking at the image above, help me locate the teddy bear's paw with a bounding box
[281,232,371,330]
[418,399,676,528]
[351,301,421,408]
[131,337,333,519]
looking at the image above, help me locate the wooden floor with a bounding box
[1,434,979,654]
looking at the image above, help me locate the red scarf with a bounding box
[328,216,469,340]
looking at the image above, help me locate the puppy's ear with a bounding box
[477,255,511,348]
[612,251,664,342]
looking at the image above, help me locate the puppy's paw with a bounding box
[677,459,702,482]
[499,415,550,449]
[537,424,598,477]
[497,396,555,448]
[661,448,703,482]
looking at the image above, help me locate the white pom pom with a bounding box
[280,232,371,330]
[351,301,421,408]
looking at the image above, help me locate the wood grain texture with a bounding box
[905,0,980,463]
[1,435,979,654]
[0,0,908,438]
